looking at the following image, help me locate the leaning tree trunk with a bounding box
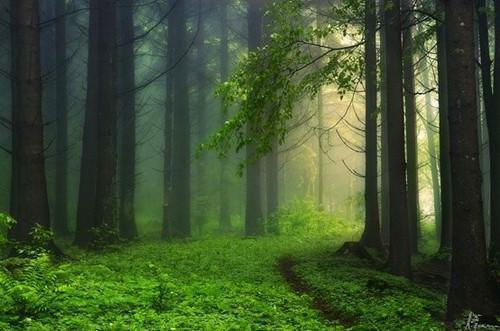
[118,0,138,239]
[385,0,412,279]
[444,0,496,320]
[360,0,383,251]
[245,0,265,236]
[9,0,51,241]
[402,0,419,255]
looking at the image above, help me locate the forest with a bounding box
[0,0,499,329]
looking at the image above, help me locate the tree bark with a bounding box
[54,0,69,236]
[385,0,412,278]
[245,0,265,236]
[170,0,191,238]
[361,0,383,251]
[219,0,231,233]
[9,0,51,241]
[436,0,452,252]
[402,0,419,254]
[118,0,138,239]
[444,0,496,320]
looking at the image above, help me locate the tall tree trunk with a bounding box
[75,0,100,246]
[170,0,191,238]
[54,0,69,236]
[444,0,496,320]
[385,0,412,278]
[118,0,137,239]
[402,0,419,254]
[162,0,174,240]
[9,0,51,241]
[315,0,325,210]
[361,0,383,251]
[195,8,207,236]
[379,0,390,244]
[245,0,265,236]
[266,141,279,233]
[94,0,117,231]
[436,0,452,252]
[219,0,231,233]
[9,0,19,221]
[489,0,500,261]
[419,56,441,239]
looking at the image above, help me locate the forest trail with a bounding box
[1,235,446,330]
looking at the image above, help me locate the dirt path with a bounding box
[277,256,356,327]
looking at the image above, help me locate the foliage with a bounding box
[293,250,446,330]
[0,213,16,254]
[202,0,365,170]
[273,199,362,239]
[89,224,122,250]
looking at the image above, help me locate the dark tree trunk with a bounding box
[402,0,419,254]
[118,0,138,240]
[245,0,265,236]
[75,0,117,246]
[436,1,452,252]
[170,0,191,238]
[9,0,51,241]
[379,0,390,244]
[93,0,117,231]
[385,0,412,278]
[9,0,20,222]
[266,141,279,234]
[219,0,231,233]
[361,0,383,251]
[54,0,69,236]
[444,0,497,320]
[490,0,500,261]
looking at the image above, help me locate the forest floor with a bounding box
[1,234,447,330]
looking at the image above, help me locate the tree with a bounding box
[444,0,496,320]
[170,0,191,238]
[9,0,51,241]
[54,0,69,236]
[360,0,383,251]
[436,0,452,252]
[218,0,231,233]
[402,0,419,254]
[385,0,412,278]
[75,0,117,246]
[245,0,265,236]
[118,0,138,239]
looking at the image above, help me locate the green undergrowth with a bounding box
[292,250,446,330]
[1,235,345,331]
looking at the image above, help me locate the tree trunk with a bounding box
[419,55,441,240]
[245,0,265,236]
[170,0,191,238]
[489,0,500,261]
[436,0,452,252]
[219,0,231,233]
[118,0,137,239]
[385,0,412,278]
[9,0,51,241]
[94,0,117,230]
[402,0,419,254]
[361,0,383,251]
[379,0,390,244]
[54,0,69,236]
[444,0,496,320]
[266,141,279,233]
[195,8,207,236]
